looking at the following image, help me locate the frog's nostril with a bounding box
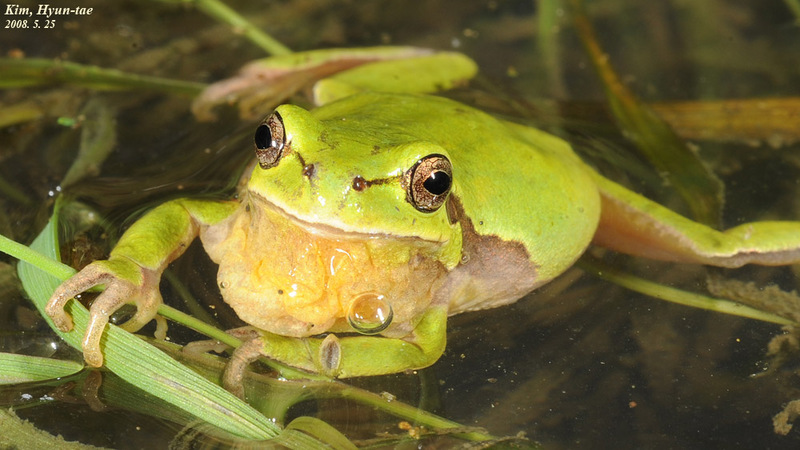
[302,163,316,178]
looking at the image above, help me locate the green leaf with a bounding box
[0,58,205,96]
[570,0,724,226]
[579,253,798,326]
[0,352,84,384]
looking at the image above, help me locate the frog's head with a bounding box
[233,99,463,338]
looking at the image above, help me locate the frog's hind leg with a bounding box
[590,170,800,267]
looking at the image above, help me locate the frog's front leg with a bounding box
[224,306,447,388]
[46,199,237,367]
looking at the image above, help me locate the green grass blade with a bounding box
[0,58,205,96]
[153,0,292,55]
[282,416,357,450]
[579,254,797,326]
[0,352,84,384]
[569,0,724,226]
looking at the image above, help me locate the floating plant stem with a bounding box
[0,58,206,96]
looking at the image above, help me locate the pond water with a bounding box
[2,0,800,448]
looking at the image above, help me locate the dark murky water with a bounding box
[2,1,800,448]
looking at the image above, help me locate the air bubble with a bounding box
[347,293,393,335]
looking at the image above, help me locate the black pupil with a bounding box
[254,124,272,150]
[423,171,451,195]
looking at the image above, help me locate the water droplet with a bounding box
[347,292,393,335]
[328,248,353,276]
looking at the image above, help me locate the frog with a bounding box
[46,47,800,391]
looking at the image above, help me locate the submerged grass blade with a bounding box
[652,97,800,147]
[784,0,800,22]
[569,0,724,226]
[579,254,797,326]
[281,416,357,450]
[0,172,31,206]
[0,58,206,96]
[60,98,118,189]
[153,0,292,56]
[0,101,44,129]
[11,210,279,440]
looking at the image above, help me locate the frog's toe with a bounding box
[81,310,109,367]
[223,337,264,399]
[46,265,114,332]
[183,326,257,361]
[183,339,231,356]
[79,279,137,367]
[116,289,162,333]
[45,292,75,332]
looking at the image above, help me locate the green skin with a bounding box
[47,48,800,389]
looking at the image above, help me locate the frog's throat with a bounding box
[205,192,451,339]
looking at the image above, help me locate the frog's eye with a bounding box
[406,154,452,212]
[254,112,286,169]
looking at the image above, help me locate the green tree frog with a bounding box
[46,47,800,388]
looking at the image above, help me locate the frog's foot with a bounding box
[46,260,163,367]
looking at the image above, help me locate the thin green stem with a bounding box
[158,304,242,348]
[171,0,292,55]
[784,0,800,22]
[0,233,74,281]
[346,388,496,442]
[579,254,797,326]
[0,58,206,96]
[537,0,566,97]
[0,173,31,205]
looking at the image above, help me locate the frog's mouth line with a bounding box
[247,190,442,244]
